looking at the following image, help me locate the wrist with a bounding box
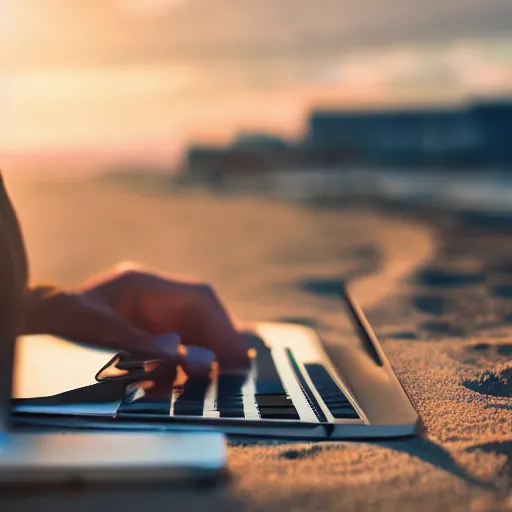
[22,285,73,335]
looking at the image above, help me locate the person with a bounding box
[0,172,248,410]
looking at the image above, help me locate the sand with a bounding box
[1,171,511,511]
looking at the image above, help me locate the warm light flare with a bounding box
[1,1,511,166]
[118,0,188,15]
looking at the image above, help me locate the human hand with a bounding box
[24,263,249,372]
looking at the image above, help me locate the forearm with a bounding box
[22,283,158,356]
[22,285,71,335]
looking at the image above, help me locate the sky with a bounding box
[1,0,512,165]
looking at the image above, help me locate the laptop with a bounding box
[11,285,421,440]
[0,305,226,486]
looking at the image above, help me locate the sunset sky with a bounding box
[1,0,512,165]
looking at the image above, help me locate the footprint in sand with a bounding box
[492,285,512,299]
[298,272,385,299]
[384,331,418,340]
[279,445,325,460]
[420,320,464,338]
[415,268,484,288]
[462,366,512,398]
[471,343,512,357]
[460,211,512,231]
[458,342,512,372]
[412,295,449,316]
[412,263,512,338]
[295,245,381,299]
[489,260,512,276]
[298,277,346,299]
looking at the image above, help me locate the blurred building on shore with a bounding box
[307,99,512,169]
[183,131,354,187]
[182,98,512,185]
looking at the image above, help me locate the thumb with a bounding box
[101,321,214,377]
[104,319,184,364]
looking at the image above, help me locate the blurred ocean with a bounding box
[186,168,512,213]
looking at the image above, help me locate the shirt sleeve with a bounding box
[0,172,29,420]
[0,172,28,323]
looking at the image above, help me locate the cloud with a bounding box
[4,0,512,69]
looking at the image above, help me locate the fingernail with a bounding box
[154,332,182,358]
[183,346,215,377]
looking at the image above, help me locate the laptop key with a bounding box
[219,408,245,418]
[259,406,300,420]
[329,407,360,419]
[304,363,359,420]
[255,380,286,395]
[217,374,246,418]
[244,332,286,396]
[255,394,293,407]
[173,377,210,417]
[118,381,172,415]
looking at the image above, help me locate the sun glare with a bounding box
[118,0,188,16]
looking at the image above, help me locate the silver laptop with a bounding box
[11,285,421,440]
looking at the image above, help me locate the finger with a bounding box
[114,326,185,365]
[180,290,250,369]
[155,333,213,373]
[154,335,214,377]
[148,284,249,368]
[182,345,216,377]
[153,332,182,358]
[121,332,214,379]
[56,305,185,365]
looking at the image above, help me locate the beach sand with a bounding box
[2,171,511,511]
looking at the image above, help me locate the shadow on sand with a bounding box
[231,436,495,490]
[466,441,512,479]
[377,437,495,490]
[466,440,512,497]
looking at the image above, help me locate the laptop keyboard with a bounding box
[173,377,210,417]
[216,374,246,418]
[117,333,359,422]
[304,364,359,419]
